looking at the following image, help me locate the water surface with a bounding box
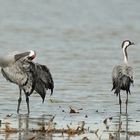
[0,0,140,139]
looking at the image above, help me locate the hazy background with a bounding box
[0,0,140,139]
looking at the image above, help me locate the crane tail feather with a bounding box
[112,75,133,95]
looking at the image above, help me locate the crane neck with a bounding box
[0,51,32,68]
[123,46,128,64]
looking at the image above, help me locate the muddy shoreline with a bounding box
[0,112,140,140]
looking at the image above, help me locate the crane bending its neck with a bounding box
[0,50,35,68]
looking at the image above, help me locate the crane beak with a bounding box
[131,42,135,45]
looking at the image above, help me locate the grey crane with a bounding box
[0,50,54,114]
[111,40,134,114]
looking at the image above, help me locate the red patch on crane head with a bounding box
[29,50,36,60]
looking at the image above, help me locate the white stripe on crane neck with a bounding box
[122,45,128,64]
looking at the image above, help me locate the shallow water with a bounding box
[0,0,140,139]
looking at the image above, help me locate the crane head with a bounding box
[28,50,36,60]
[122,40,135,48]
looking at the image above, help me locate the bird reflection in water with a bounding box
[113,115,130,140]
[17,114,53,140]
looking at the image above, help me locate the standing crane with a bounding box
[111,40,134,114]
[0,50,54,114]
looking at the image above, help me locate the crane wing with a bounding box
[34,63,54,102]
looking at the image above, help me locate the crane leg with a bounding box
[25,93,30,114]
[17,89,22,114]
[125,93,128,114]
[119,93,122,114]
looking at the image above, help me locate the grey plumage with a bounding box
[1,51,54,114]
[112,65,133,95]
[111,40,134,114]
[34,63,54,102]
